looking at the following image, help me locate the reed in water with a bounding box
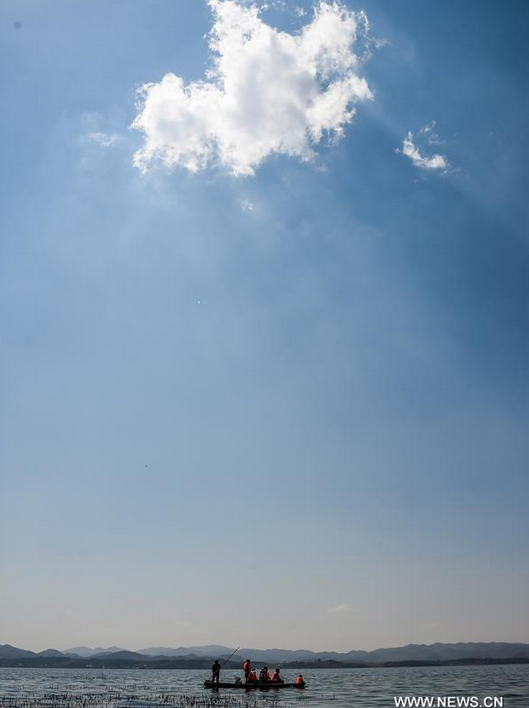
[0,691,292,708]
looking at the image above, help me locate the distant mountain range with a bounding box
[64,646,126,658]
[1,642,528,668]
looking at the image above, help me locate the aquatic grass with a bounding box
[0,691,293,708]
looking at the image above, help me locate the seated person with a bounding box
[295,674,304,685]
[259,666,270,682]
[248,670,259,683]
[271,667,283,683]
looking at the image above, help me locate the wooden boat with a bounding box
[204,680,305,689]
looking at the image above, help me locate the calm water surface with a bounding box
[0,666,528,707]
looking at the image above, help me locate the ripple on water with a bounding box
[0,665,528,708]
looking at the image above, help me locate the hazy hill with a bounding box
[64,646,125,658]
[352,643,529,663]
[37,649,65,658]
[230,643,529,664]
[2,642,528,667]
[88,650,154,662]
[139,645,232,658]
[0,645,36,659]
[234,648,326,663]
[88,650,216,664]
[87,641,529,665]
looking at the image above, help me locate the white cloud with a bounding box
[326,602,354,614]
[398,126,449,171]
[239,198,254,212]
[132,0,373,176]
[263,0,288,10]
[418,121,442,146]
[87,132,121,148]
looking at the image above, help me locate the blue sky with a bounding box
[0,0,528,652]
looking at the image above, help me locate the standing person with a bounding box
[243,659,252,683]
[211,659,221,685]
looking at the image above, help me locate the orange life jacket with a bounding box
[296,676,304,685]
[249,671,258,682]
[260,669,270,681]
[243,662,251,674]
[272,671,281,682]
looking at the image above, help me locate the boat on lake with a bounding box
[204,680,305,689]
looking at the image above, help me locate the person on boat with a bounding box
[295,674,304,685]
[211,659,221,685]
[243,659,252,683]
[259,666,270,682]
[271,667,283,683]
[248,669,259,683]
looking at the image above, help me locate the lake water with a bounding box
[0,665,528,707]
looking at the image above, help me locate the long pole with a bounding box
[210,646,240,682]
[220,646,240,670]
